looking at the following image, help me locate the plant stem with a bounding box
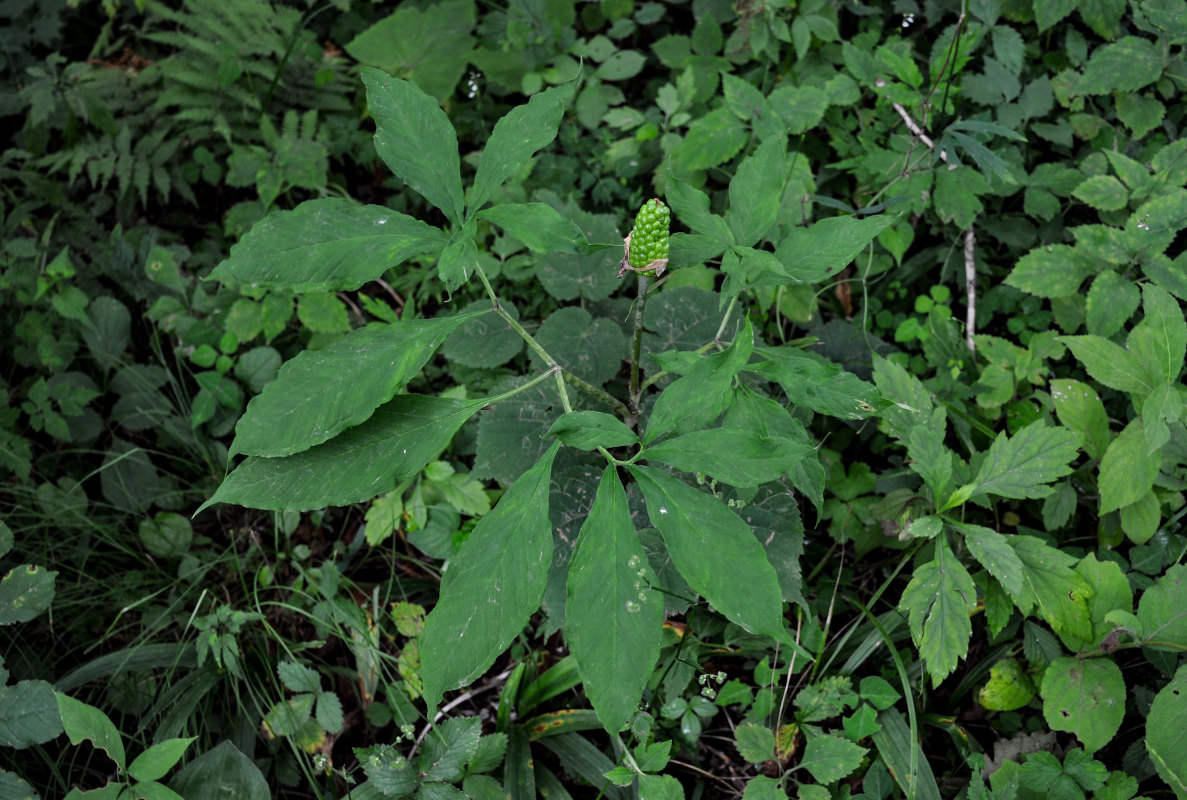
[564,371,631,418]
[628,274,649,415]
[636,297,738,394]
[483,366,562,405]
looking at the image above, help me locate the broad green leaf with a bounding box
[468,83,574,215]
[1050,379,1110,460]
[1060,335,1158,395]
[1120,490,1161,544]
[735,723,776,763]
[1078,37,1164,95]
[201,395,484,512]
[1073,554,1133,648]
[1041,657,1124,752]
[231,315,481,458]
[421,718,483,783]
[56,692,125,769]
[1008,536,1093,646]
[644,428,810,488]
[1086,272,1140,338]
[1099,419,1160,514]
[0,564,56,625]
[872,354,935,441]
[772,216,892,285]
[673,107,748,172]
[441,299,523,369]
[529,307,625,386]
[1137,563,1187,650]
[1147,665,1187,799]
[962,525,1025,596]
[420,444,559,709]
[477,203,586,254]
[639,774,685,800]
[978,659,1036,711]
[170,742,270,800]
[750,346,884,421]
[362,68,465,225]
[128,738,195,783]
[664,177,734,244]
[907,417,953,499]
[1006,245,1092,298]
[644,319,753,444]
[437,228,479,291]
[472,377,562,485]
[797,734,867,784]
[1129,284,1186,383]
[344,0,475,103]
[548,411,638,450]
[209,200,447,293]
[726,136,785,247]
[966,422,1080,501]
[900,534,976,686]
[767,84,830,135]
[566,467,663,733]
[0,769,35,800]
[278,661,320,694]
[1073,175,1128,211]
[0,680,62,748]
[669,232,727,268]
[629,465,795,648]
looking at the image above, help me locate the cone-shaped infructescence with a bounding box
[619,198,670,278]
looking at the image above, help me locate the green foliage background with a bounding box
[2,0,1187,798]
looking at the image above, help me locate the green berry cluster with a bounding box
[628,198,670,275]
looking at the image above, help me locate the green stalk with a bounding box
[628,274,649,415]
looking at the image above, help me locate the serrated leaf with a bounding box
[1006,245,1092,298]
[750,346,885,420]
[1041,657,1125,753]
[232,315,480,458]
[962,525,1025,596]
[629,465,796,649]
[1099,419,1160,514]
[664,176,734,244]
[726,136,785,248]
[278,661,321,694]
[201,395,483,512]
[1073,175,1128,211]
[1130,284,1186,384]
[900,534,976,686]
[315,691,344,734]
[772,216,892,285]
[0,680,62,749]
[169,741,270,800]
[797,734,867,784]
[441,300,524,368]
[1147,664,1187,798]
[362,68,464,224]
[1136,563,1187,651]
[966,422,1080,501]
[566,468,663,734]
[735,723,775,763]
[529,308,624,386]
[344,0,475,103]
[1060,335,1158,395]
[421,717,482,783]
[673,107,748,172]
[1008,536,1094,645]
[467,83,573,215]
[420,445,559,709]
[1079,37,1164,95]
[209,200,447,293]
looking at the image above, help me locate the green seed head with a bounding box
[628,198,670,275]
